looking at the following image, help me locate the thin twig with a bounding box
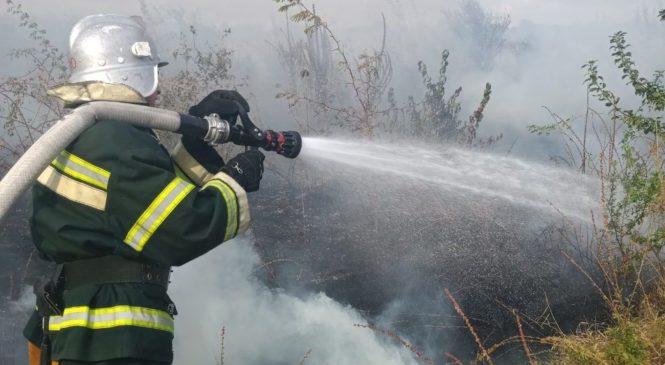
[298,349,312,365]
[561,251,612,308]
[354,324,435,365]
[444,288,494,365]
[513,309,536,365]
[219,326,225,365]
[444,352,464,365]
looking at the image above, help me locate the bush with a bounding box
[0,0,67,174]
[274,0,497,146]
[274,0,392,138]
[386,50,496,146]
[532,17,665,365]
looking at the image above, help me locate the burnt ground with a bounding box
[250,167,607,363]
[0,170,606,364]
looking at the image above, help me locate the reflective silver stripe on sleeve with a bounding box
[51,151,110,190]
[124,178,195,252]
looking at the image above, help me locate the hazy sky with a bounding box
[4,0,656,27]
[1,0,663,156]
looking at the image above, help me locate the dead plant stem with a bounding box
[444,288,494,365]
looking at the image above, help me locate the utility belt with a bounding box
[34,255,171,365]
[35,255,171,315]
[63,255,171,290]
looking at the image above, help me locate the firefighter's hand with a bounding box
[221,150,265,192]
[188,90,250,123]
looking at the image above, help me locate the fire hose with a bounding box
[0,101,301,222]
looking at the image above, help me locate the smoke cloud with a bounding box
[169,236,420,365]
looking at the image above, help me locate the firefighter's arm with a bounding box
[171,136,264,192]
[170,135,225,186]
[90,124,250,266]
[110,151,250,265]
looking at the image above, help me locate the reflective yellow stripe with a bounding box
[124,178,195,252]
[209,172,251,235]
[51,150,110,190]
[37,165,107,210]
[202,179,238,240]
[48,305,174,333]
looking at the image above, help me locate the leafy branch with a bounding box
[1,0,67,174]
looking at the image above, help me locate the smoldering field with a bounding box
[1,0,664,364]
[242,142,601,364]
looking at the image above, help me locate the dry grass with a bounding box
[443,288,546,365]
[440,279,665,365]
[543,310,665,365]
[354,324,436,365]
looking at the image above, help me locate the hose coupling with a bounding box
[202,113,231,145]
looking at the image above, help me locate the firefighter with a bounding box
[24,14,264,364]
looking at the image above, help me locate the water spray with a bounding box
[299,137,600,221]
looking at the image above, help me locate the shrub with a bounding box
[531,15,665,365]
[0,0,67,174]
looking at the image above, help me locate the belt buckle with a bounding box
[142,262,155,283]
[142,262,170,289]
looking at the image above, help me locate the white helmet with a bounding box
[68,14,167,97]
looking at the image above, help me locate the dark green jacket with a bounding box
[24,104,250,362]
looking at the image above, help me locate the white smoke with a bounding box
[9,285,34,313]
[169,235,420,365]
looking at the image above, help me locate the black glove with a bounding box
[189,90,250,123]
[221,150,265,192]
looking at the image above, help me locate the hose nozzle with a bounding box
[194,103,303,159]
[263,130,302,159]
